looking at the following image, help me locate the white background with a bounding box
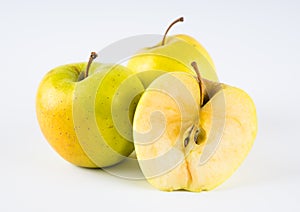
[1,0,300,211]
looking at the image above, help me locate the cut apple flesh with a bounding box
[133,72,257,191]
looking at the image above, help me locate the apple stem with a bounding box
[191,62,204,106]
[85,52,98,78]
[161,17,184,46]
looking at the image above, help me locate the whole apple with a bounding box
[36,53,144,167]
[127,17,218,88]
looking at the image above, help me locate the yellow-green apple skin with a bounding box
[127,34,217,88]
[36,63,144,168]
[36,63,96,167]
[175,34,215,70]
[73,64,144,167]
[133,72,257,192]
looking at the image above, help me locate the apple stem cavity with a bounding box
[161,17,184,46]
[85,52,98,78]
[191,61,204,107]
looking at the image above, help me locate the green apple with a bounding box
[36,53,144,167]
[127,17,218,88]
[133,64,257,191]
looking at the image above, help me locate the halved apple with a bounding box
[133,72,257,191]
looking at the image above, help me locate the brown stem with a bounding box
[85,52,98,78]
[161,17,184,46]
[191,62,204,107]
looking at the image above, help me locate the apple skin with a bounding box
[36,62,144,168]
[36,63,97,167]
[73,64,144,167]
[175,34,215,70]
[127,34,218,88]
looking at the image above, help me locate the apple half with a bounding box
[133,72,257,191]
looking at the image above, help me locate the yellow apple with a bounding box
[127,17,218,88]
[36,53,144,167]
[133,71,257,191]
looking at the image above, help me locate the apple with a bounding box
[127,17,218,88]
[133,63,257,191]
[36,52,144,167]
